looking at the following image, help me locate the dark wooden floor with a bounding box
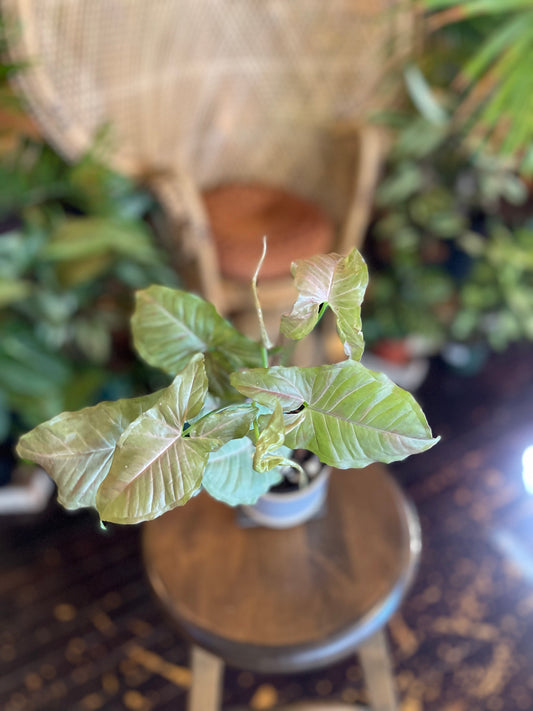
[2,344,533,710]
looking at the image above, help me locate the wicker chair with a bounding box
[2,0,412,336]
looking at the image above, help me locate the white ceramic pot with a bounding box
[240,461,331,529]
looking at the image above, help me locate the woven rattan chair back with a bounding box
[3,0,412,320]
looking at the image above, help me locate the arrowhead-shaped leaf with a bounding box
[17,354,222,523]
[45,217,159,287]
[16,390,162,511]
[131,286,263,399]
[280,249,368,359]
[96,354,218,523]
[232,361,439,469]
[202,437,283,506]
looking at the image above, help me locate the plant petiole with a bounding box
[317,302,329,324]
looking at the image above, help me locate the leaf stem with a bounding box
[252,236,274,352]
[317,302,329,324]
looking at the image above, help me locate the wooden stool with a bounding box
[142,464,421,711]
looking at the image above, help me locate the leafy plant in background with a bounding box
[0,12,183,461]
[0,17,178,450]
[16,246,438,524]
[363,93,533,355]
[361,0,533,362]
[422,0,533,173]
[0,135,179,449]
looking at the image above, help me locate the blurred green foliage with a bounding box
[422,0,533,173]
[0,13,178,447]
[0,136,179,446]
[362,0,533,356]
[363,96,533,354]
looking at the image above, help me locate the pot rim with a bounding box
[259,460,331,503]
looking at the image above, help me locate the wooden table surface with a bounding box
[142,463,420,673]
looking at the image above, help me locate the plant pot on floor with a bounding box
[239,452,331,529]
[362,348,429,392]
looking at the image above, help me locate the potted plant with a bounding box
[362,80,533,378]
[16,243,439,527]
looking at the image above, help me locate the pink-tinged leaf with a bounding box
[131,285,262,399]
[16,390,162,511]
[96,354,214,523]
[232,361,440,469]
[280,248,368,359]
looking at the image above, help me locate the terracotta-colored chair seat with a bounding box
[203,183,334,282]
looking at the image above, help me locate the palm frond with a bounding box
[423,0,533,170]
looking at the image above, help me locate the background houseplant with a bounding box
[362,75,533,368]
[0,136,178,447]
[359,0,533,374]
[421,0,533,173]
[16,246,439,525]
[0,19,179,491]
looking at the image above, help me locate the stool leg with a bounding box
[358,630,398,711]
[188,645,224,711]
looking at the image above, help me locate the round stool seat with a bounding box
[203,183,334,282]
[143,464,420,675]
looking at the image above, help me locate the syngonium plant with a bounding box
[17,246,439,524]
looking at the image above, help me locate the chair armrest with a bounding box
[329,122,387,255]
[150,170,226,312]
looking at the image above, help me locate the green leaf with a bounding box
[376,163,423,206]
[280,249,369,359]
[422,1,533,163]
[231,361,439,469]
[202,437,282,506]
[424,0,533,14]
[404,64,448,126]
[132,285,263,399]
[54,253,112,287]
[16,390,162,511]
[0,279,33,307]
[45,217,157,262]
[189,403,257,441]
[44,217,159,286]
[253,402,300,474]
[96,354,212,523]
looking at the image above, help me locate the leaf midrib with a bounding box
[297,403,430,440]
[108,425,183,491]
[149,292,207,353]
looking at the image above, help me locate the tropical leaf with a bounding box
[96,413,212,524]
[189,403,257,440]
[45,217,157,263]
[425,0,533,14]
[96,359,260,523]
[132,286,263,399]
[44,217,159,286]
[96,354,214,523]
[16,354,216,522]
[0,279,32,307]
[16,389,162,511]
[423,0,533,168]
[280,249,368,359]
[202,437,283,506]
[404,64,448,126]
[232,361,439,469]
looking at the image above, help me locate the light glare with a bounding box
[522,446,533,495]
